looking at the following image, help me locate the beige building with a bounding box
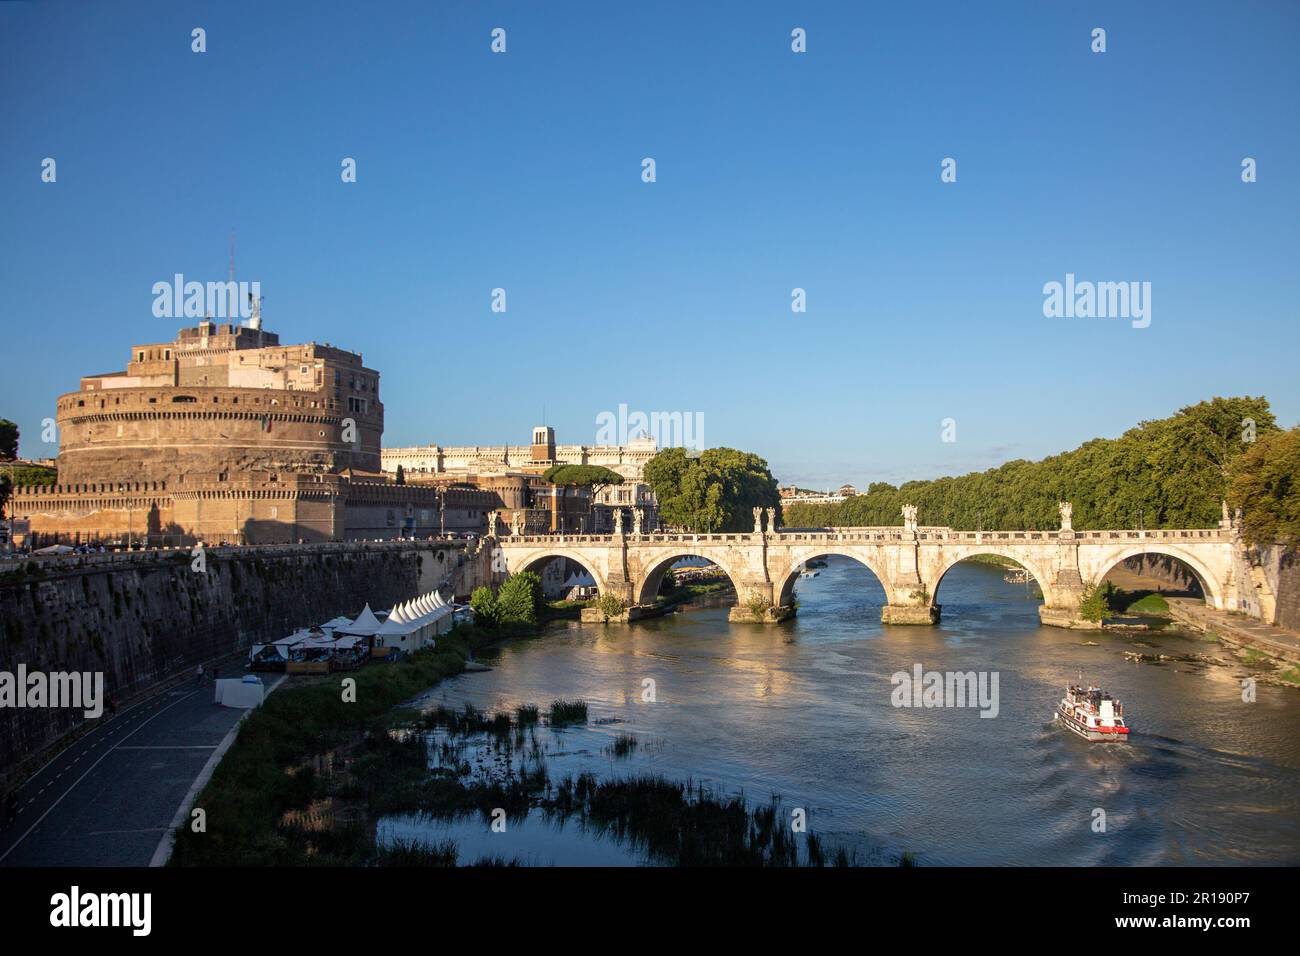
[385,428,660,532]
[382,431,659,483]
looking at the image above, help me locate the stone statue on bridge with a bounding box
[613,508,624,535]
[902,504,918,533]
[487,511,499,537]
[766,507,777,535]
[510,512,523,536]
[632,507,642,535]
[1058,501,1073,532]
[753,507,764,534]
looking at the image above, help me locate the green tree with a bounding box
[470,586,501,627]
[542,464,624,519]
[0,419,17,460]
[497,571,543,626]
[644,447,780,532]
[1228,426,1300,549]
[542,464,624,493]
[395,464,405,485]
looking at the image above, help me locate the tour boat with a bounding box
[1054,684,1130,742]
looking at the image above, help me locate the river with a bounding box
[384,557,1300,865]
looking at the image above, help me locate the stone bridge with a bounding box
[490,508,1243,628]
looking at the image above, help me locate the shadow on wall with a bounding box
[1120,554,1204,597]
[241,518,333,545]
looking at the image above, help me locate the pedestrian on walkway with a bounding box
[195,662,204,687]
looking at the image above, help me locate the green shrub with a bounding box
[497,571,542,626]
[595,592,625,621]
[1079,581,1116,622]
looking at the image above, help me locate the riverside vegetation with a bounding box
[171,570,879,866]
[780,398,1293,535]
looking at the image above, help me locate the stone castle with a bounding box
[10,318,496,545]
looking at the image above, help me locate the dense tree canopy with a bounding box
[1228,426,1300,549]
[644,447,781,532]
[782,397,1279,531]
[542,464,624,491]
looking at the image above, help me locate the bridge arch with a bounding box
[507,548,607,597]
[774,549,891,607]
[632,551,748,606]
[927,550,1055,609]
[1090,544,1224,610]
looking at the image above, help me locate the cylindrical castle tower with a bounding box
[52,321,385,484]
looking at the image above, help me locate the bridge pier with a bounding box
[881,604,941,625]
[1038,551,1089,628]
[728,603,796,624]
[1038,605,1087,628]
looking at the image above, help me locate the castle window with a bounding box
[137,352,144,362]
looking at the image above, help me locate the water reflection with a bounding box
[392,557,1300,866]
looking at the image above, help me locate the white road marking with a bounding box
[0,689,202,864]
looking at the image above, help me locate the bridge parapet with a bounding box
[497,527,1234,546]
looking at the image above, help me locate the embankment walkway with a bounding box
[1166,598,1300,663]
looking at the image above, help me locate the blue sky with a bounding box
[2,0,1297,488]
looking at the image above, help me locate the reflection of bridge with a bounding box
[493,518,1243,627]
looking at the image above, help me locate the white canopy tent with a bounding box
[562,570,597,597]
[339,604,383,638]
[374,590,454,654]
